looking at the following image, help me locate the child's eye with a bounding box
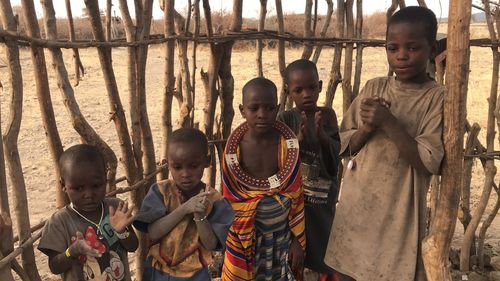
[293,87,302,93]
[386,46,397,52]
[248,107,258,111]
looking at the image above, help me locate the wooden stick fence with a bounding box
[0,1,498,281]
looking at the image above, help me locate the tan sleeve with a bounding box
[339,81,370,156]
[415,88,444,175]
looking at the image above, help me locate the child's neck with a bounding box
[246,127,278,143]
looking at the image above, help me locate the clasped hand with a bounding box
[359,97,393,131]
[183,191,212,219]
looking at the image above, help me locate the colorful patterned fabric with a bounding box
[221,121,305,281]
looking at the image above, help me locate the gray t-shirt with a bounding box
[38,198,131,281]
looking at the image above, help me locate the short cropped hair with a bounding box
[242,77,277,103]
[59,144,106,179]
[387,6,438,44]
[285,59,319,84]
[168,127,208,156]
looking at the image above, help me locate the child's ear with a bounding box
[430,40,438,60]
[284,84,289,94]
[318,80,323,92]
[239,104,245,118]
[205,153,211,168]
[60,177,66,192]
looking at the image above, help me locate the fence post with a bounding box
[422,1,471,280]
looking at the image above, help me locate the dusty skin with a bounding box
[0,23,498,280]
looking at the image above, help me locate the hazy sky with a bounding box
[9,0,484,21]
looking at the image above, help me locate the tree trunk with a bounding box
[0,215,15,281]
[422,1,471,280]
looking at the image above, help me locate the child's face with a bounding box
[386,22,433,83]
[62,161,106,213]
[286,69,322,112]
[167,142,209,193]
[239,86,278,134]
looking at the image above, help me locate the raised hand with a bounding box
[69,231,101,258]
[182,191,212,219]
[109,201,135,234]
[360,97,395,129]
[297,111,308,142]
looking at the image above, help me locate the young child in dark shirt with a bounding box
[39,144,138,281]
[278,59,341,281]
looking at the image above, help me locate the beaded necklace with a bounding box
[69,202,105,240]
[224,120,299,190]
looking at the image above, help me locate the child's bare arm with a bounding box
[360,97,430,175]
[147,191,212,242]
[194,217,218,250]
[344,124,375,155]
[147,203,188,242]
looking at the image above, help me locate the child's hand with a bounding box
[183,191,211,219]
[109,201,135,234]
[360,97,394,129]
[69,231,101,258]
[289,237,304,275]
[297,111,308,142]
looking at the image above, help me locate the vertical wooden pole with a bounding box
[301,0,314,59]
[256,0,267,77]
[105,0,112,41]
[352,0,363,99]
[422,1,471,280]
[136,0,157,190]
[311,0,333,63]
[3,1,43,280]
[118,0,144,185]
[342,0,354,113]
[324,0,344,108]
[476,0,500,272]
[219,0,242,139]
[0,5,14,276]
[65,0,85,86]
[417,0,427,7]
[173,10,193,128]
[21,0,65,209]
[42,0,118,192]
[190,0,200,127]
[276,0,287,112]
[201,0,222,187]
[161,0,176,180]
[460,0,498,271]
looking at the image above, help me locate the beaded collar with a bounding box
[224,120,299,190]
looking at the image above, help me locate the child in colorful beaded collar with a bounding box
[38,144,138,281]
[222,77,306,281]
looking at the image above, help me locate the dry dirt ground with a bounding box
[0,23,498,280]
